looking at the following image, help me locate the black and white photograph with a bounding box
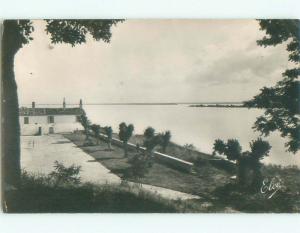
[1,18,299,214]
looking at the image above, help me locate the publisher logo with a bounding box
[260,176,284,199]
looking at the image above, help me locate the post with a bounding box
[79,99,83,109]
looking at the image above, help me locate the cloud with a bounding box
[15,19,290,104]
[186,44,289,87]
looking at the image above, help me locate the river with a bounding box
[27,103,300,166]
[82,104,300,167]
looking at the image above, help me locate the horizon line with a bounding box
[20,101,245,105]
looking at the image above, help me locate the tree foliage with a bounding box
[104,126,113,150]
[2,19,124,210]
[160,131,171,153]
[91,124,101,136]
[143,127,172,155]
[79,114,91,139]
[244,19,300,153]
[91,124,101,144]
[143,127,171,154]
[118,122,134,156]
[250,137,272,161]
[119,122,134,143]
[45,20,123,46]
[213,138,271,187]
[144,127,155,139]
[104,126,113,139]
[49,161,81,187]
[213,139,242,161]
[213,139,226,155]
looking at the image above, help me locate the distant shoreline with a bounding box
[20,102,244,106]
[189,104,246,108]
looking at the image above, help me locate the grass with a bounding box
[122,133,214,162]
[7,169,298,213]
[63,132,232,197]
[212,183,299,213]
[62,131,300,213]
[5,171,192,213]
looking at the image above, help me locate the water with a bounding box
[28,103,300,166]
[82,104,300,167]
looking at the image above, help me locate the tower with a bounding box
[63,97,66,109]
[79,99,83,109]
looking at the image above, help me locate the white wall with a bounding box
[20,115,83,135]
[20,115,77,125]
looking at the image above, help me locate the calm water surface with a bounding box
[82,104,300,167]
[31,104,299,166]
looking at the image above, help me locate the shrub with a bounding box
[49,161,81,187]
[91,124,101,144]
[6,170,180,213]
[126,153,153,179]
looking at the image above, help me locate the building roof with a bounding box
[19,107,85,116]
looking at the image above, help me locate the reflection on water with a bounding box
[34,104,300,167]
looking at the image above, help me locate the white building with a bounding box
[19,99,84,135]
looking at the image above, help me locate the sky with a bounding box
[15,19,291,104]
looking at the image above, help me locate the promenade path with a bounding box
[21,134,199,200]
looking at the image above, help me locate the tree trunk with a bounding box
[236,159,246,186]
[107,140,111,150]
[123,141,128,157]
[252,162,263,189]
[1,20,23,207]
[85,128,89,140]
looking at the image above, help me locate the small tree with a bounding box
[91,124,101,145]
[49,161,81,188]
[144,127,155,139]
[213,139,226,156]
[143,127,163,156]
[213,137,271,188]
[249,138,271,186]
[160,131,171,153]
[225,139,242,161]
[104,126,113,150]
[213,139,242,160]
[79,114,91,140]
[213,138,243,183]
[118,122,134,156]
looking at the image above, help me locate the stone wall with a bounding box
[96,132,193,172]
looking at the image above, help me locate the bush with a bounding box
[5,170,180,213]
[49,161,81,187]
[125,153,153,178]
